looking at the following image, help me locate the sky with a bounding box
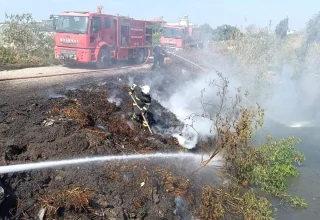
[1,0,320,30]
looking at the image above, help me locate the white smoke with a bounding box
[157,71,242,149]
[107,94,122,106]
[262,65,320,127]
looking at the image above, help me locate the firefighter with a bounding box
[151,45,167,70]
[128,84,151,128]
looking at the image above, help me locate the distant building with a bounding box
[287,29,296,35]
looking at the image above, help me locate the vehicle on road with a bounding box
[159,16,203,52]
[51,6,153,68]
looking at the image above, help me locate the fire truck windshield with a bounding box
[56,16,89,34]
[162,27,184,39]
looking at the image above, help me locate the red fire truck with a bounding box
[159,16,203,52]
[51,6,153,68]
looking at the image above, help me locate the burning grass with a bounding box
[38,187,95,216]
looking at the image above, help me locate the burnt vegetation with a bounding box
[1,9,319,219]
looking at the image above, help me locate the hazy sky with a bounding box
[1,0,319,30]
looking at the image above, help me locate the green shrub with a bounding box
[0,13,56,69]
[232,136,307,208]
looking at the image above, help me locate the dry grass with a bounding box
[199,185,274,220]
[200,186,225,220]
[62,106,92,127]
[49,103,94,128]
[154,168,191,198]
[49,106,61,115]
[133,198,144,209]
[38,187,94,215]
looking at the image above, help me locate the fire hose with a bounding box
[164,49,208,72]
[0,49,151,82]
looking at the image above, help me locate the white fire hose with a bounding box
[163,49,208,72]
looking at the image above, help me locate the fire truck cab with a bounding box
[160,16,203,52]
[51,6,153,68]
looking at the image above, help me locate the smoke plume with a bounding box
[125,42,320,149]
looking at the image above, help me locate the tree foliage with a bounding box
[2,13,41,52]
[275,17,289,39]
[231,136,306,208]
[152,32,161,45]
[212,24,242,41]
[0,13,56,68]
[306,11,320,44]
[151,22,162,33]
[200,23,213,35]
[295,10,320,68]
[150,23,162,45]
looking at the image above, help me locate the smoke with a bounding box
[159,53,319,149]
[45,88,67,99]
[168,70,245,149]
[107,94,122,106]
[124,40,320,149]
[126,63,242,149]
[122,55,246,149]
[261,64,320,127]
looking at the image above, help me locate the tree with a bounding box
[200,23,213,41]
[1,13,40,51]
[151,22,162,33]
[212,24,242,41]
[306,11,320,44]
[296,11,320,63]
[275,17,289,38]
[150,22,162,45]
[199,23,213,35]
[0,13,56,67]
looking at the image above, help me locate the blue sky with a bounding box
[1,0,320,30]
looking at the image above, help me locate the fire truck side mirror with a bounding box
[49,15,57,29]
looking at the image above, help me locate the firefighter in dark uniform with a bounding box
[128,84,151,127]
[152,45,167,70]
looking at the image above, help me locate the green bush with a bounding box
[0,13,57,69]
[232,136,307,208]
[152,32,161,45]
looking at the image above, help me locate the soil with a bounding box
[0,64,212,219]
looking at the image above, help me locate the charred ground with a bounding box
[0,67,212,219]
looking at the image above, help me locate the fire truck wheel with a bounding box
[135,49,145,64]
[96,48,111,69]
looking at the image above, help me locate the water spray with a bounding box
[0,152,205,174]
[165,50,208,72]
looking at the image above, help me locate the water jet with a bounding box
[0,152,208,174]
